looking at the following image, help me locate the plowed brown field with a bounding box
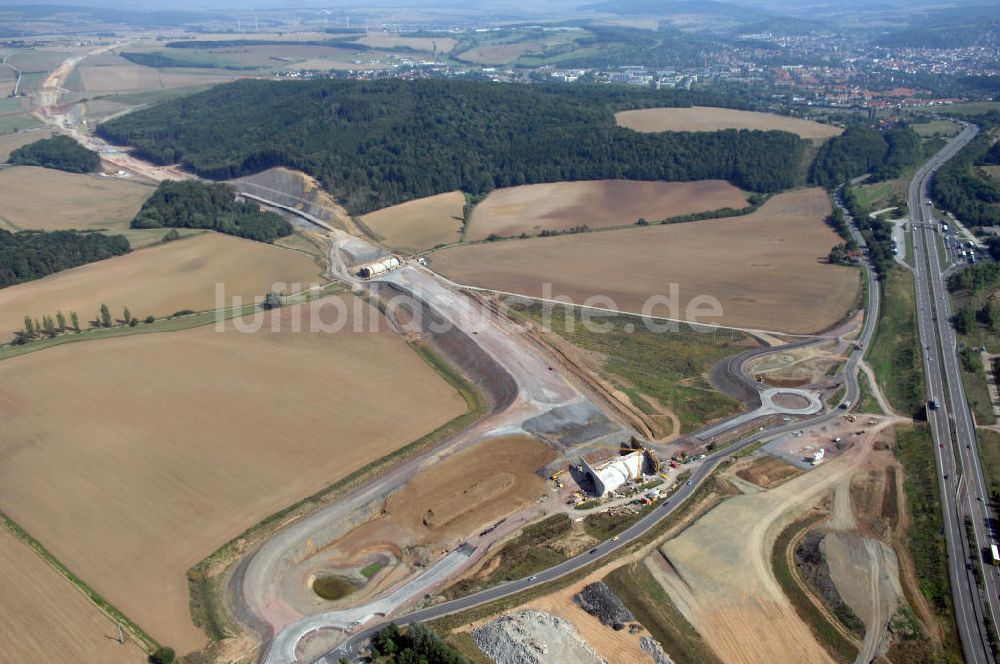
[431,188,858,334]
[0,297,468,653]
[465,180,747,241]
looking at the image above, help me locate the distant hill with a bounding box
[98,79,806,215]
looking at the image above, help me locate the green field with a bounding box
[0,114,42,135]
[911,120,961,138]
[936,102,1000,116]
[866,268,925,417]
[511,303,748,435]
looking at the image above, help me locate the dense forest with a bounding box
[8,135,101,173]
[98,79,805,214]
[0,229,130,288]
[812,124,922,187]
[931,114,1000,228]
[132,180,293,242]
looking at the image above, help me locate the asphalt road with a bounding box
[312,200,882,664]
[908,122,999,664]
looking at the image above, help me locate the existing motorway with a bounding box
[311,187,883,664]
[908,121,1000,664]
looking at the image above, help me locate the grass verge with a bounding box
[895,423,963,661]
[867,268,925,417]
[772,515,859,663]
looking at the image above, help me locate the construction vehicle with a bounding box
[549,470,564,481]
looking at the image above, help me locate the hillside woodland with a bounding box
[98,79,805,214]
[131,180,293,243]
[0,229,130,288]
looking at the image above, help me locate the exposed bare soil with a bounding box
[651,421,892,664]
[464,180,748,241]
[432,189,859,334]
[0,297,467,652]
[361,190,465,251]
[311,436,555,568]
[0,527,146,664]
[615,107,843,139]
[736,456,803,489]
[0,232,322,335]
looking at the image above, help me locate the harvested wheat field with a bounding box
[0,527,146,664]
[432,189,858,334]
[650,423,887,664]
[465,179,748,241]
[357,33,456,52]
[0,128,53,161]
[616,107,842,140]
[361,190,465,251]
[0,297,468,653]
[0,166,152,232]
[0,232,321,335]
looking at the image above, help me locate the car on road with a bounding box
[589,548,599,554]
[611,535,620,542]
[528,575,537,581]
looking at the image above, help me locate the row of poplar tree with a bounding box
[11,305,154,345]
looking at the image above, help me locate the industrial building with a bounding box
[581,449,654,497]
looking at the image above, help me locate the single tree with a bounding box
[34,318,41,337]
[123,306,132,324]
[129,318,138,328]
[56,311,66,332]
[100,304,112,328]
[42,315,57,338]
[70,311,80,332]
[144,315,155,324]
[24,316,35,339]
[149,646,175,664]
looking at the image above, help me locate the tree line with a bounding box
[0,229,130,289]
[98,79,806,215]
[931,113,1000,229]
[8,135,101,173]
[812,124,923,187]
[840,184,895,278]
[131,181,293,243]
[11,304,156,345]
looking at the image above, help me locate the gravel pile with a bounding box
[472,609,607,664]
[640,636,675,664]
[573,582,635,629]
